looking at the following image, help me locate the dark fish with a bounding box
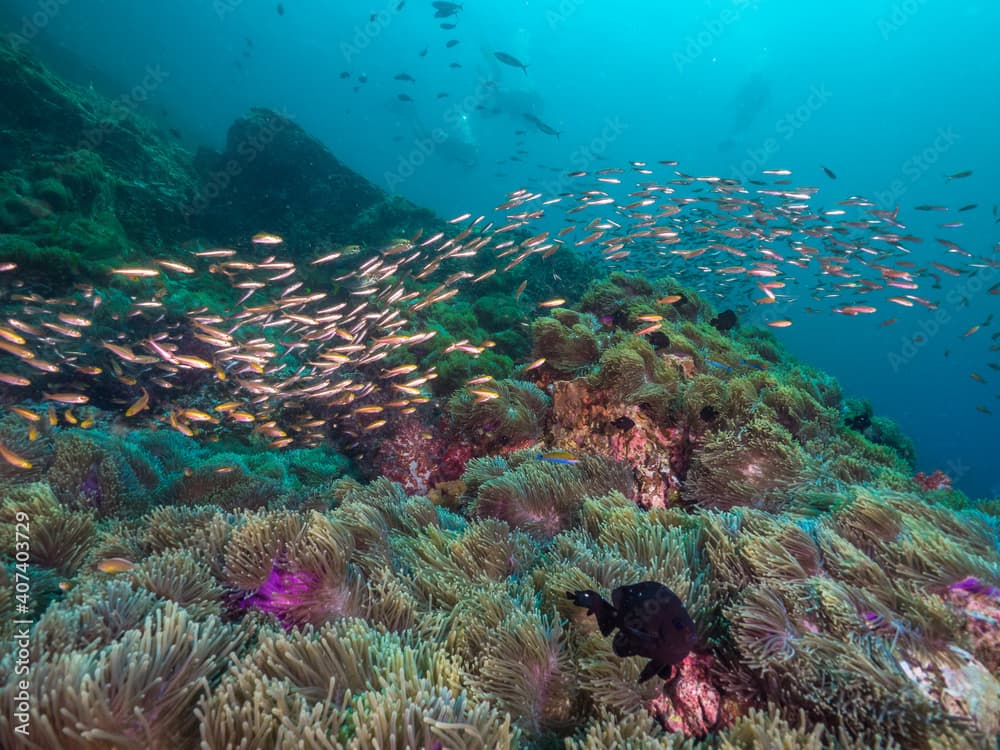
[433,1,462,18]
[822,165,837,180]
[567,582,696,682]
[449,62,462,68]
[958,204,977,212]
[419,46,428,57]
[494,51,528,74]
[524,113,560,139]
[358,74,368,83]
[946,170,973,180]
[440,22,457,29]
[709,308,737,332]
[648,331,670,349]
[397,93,413,102]
[436,92,449,98]
[339,71,350,79]
[611,415,635,431]
[446,39,460,48]
[276,3,284,15]
[395,72,416,82]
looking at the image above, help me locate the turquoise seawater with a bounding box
[1,0,997,492]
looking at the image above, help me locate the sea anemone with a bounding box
[0,602,242,750]
[683,418,815,512]
[468,454,633,539]
[447,378,550,451]
[530,313,600,374]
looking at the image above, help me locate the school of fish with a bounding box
[1,160,998,470]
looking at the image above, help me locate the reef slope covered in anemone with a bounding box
[0,42,999,750]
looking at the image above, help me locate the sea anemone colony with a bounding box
[1,40,999,750]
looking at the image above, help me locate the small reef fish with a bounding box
[740,358,768,371]
[706,359,732,372]
[567,582,696,682]
[43,392,89,404]
[709,309,737,332]
[126,388,150,417]
[96,557,136,574]
[111,267,159,278]
[0,442,32,469]
[524,357,546,371]
[537,450,580,465]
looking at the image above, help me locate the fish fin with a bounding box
[637,659,664,683]
[594,601,617,635]
[567,590,616,635]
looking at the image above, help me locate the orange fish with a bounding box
[96,557,136,574]
[0,442,32,470]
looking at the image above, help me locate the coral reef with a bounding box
[0,40,997,750]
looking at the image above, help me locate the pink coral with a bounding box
[947,582,1000,674]
[647,652,726,736]
[547,378,686,509]
[439,440,474,482]
[363,412,444,494]
[914,469,952,491]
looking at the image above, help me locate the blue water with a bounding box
[5,0,998,497]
